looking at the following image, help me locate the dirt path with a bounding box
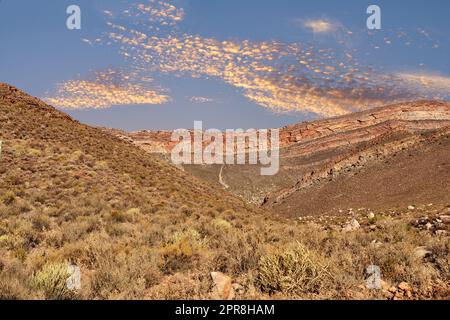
[219,164,229,189]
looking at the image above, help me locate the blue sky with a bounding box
[1,0,449,131]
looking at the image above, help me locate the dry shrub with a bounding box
[31,214,51,231]
[209,230,263,275]
[211,218,232,230]
[372,242,436,288]
[428,240,450,280]
[0,254,33,299]
[159,229,208,274]
[258,242,332,295]
[109,210,134,223]
[1,191,16,206]
[145,273,208,300]
[31,262,75,300]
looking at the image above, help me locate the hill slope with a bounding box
[0,83,275,299]
[265,126,450,216]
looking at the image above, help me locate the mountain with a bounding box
[0,84,448,300]
[115,101,450,214]
[266,124,450,216]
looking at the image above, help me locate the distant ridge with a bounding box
[110,100,450,214]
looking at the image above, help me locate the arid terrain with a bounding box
[109,101,450,213]
[0,83,449,300]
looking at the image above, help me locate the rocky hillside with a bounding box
[265,125,450,216]
[109,101,450,154]
[278,100,450,150]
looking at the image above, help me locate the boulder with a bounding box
[211,272,234,300]
[342,219,360,232]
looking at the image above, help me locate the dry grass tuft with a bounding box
[258,242,332,296]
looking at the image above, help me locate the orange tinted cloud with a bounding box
[50,1,449,115]
[45,69,170,109]
[303,19,335,33]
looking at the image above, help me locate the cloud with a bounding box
[134,1,185,25]
[302,19,335,34]
[103,8,425,117]
[51,1,449,116]
[45,69,170,109]
[395,72,450,94]
[297,18,351,38]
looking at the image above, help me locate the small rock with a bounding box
[211,272,234,300]
[353,291,366,300]
[414,246,432,259]
[408,205,415,210]
[395,291,404,299]
[370,239,382,249]
[425,222,433,230]
[369,225,377,231]
[398,282,412,292]
[367,212,375,220]
[388,286,397,293]
[342,219,360,232]
[380,280,390,291]
[439,215,450,223]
